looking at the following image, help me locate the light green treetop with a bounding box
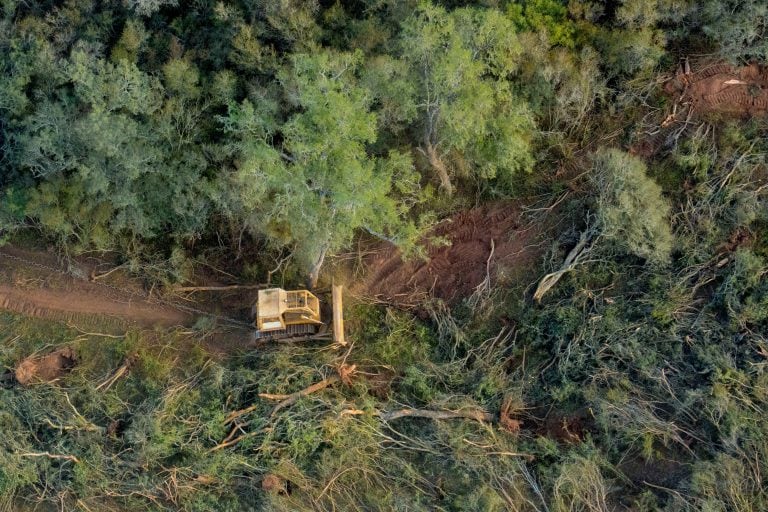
[220,49,419,286]
[398,2,534,195]
[592,148,673,265]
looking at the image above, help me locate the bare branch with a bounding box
[19,452,80,464]
[533,230,594,302]
[269,375,340,417]
[378,407,493,423]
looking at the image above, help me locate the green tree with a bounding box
[10,48,212,253]
[126,0,177,17]
[700,0,768,61]
[592,148,673,265]
[110,19,148,64]
[219,49,419,286]
[398,2,534,195]
[507,0,576,48]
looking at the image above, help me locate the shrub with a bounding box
[592,148,673,265]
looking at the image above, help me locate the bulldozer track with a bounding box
[0,250,252,329]
[358,202,543,305]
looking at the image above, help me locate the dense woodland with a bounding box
[1,0,768,510]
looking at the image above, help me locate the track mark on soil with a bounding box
[632,61,768,158]
[357,203,543,306]
[0,285,189,328]
[667,61,768,117]
[0,247,193,329]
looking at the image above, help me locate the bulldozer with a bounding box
[253,285,345,343]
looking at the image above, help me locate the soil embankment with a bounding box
[358,203,544,306]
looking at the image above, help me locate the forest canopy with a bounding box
[2,0,735,279]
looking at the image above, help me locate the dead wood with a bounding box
[269,374,341,417]
[214,365,355,452]
[533,230,592,302]
[462,439,534,461]
[257,393,290,401]
[422,143,453,196]
[19,451,80,464]
[262,474,288,494]
[96,355,136,392]
[499,395,523,433]
[208,427,266,453]
[337,363,357,386]
[90,263,128,282]
[15,346,77,385]
[378,407,494,423]
[224,404,259,424]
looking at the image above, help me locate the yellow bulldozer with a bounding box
[253,285,345,343]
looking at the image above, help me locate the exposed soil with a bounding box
[666,61,768,117]
[15,346,77,385]
[542,409,592,444]
[0,246,193,330]
[2,202,544,338]
[0,283,191,328]
[632,61,768,158]
[357,203,543,306]
[618,454,690,489]
[365,369,397,400]
[261,474,288,495]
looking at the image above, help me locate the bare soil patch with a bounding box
[666,61,768,118]
[631,61,768,158]
[357,203,543,306]
[0,246,193,330]
[0,283,190,328]
[15,346,77,385]
[261,474,288,495]
[618,453,689,488]
[544,411,588,444]
[0,245,264,357]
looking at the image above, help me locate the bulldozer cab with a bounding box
[256,288,322,332]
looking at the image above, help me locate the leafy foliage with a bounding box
[592,148,673,264]
[2,0,768,511]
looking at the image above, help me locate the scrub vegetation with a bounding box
[1,0,768,510]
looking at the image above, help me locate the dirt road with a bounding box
[0,246,193,329]
[1,200,547,329]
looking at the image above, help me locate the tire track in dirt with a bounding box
[632,61,768,159]
[0,284,189,328]
[666,61,768,117]
[356,202,544,306]
[0,247,193,329]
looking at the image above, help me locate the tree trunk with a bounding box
[425,143,453,196]
[306,245,328,290]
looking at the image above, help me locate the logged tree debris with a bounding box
[499,395,523,433]
[15,347,77,385]
[4,1,768,510]
[19,451,80,464]
[267,374,342,417]
[96,354,137,392]
[377,407,494,423]
[533,230,593,302]
[261,474,288,495]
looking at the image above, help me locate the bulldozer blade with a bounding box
[332,284,345,345]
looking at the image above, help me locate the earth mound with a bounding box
[15,346,77,385]
[359,203,541,306]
